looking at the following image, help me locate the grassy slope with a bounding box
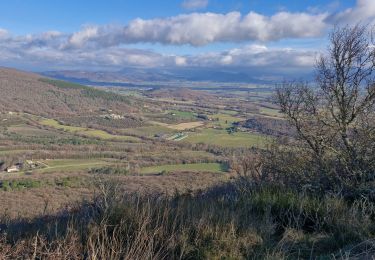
[185,128,269,147]
[259,107,282,117]
[40,119,139,141]
[166,110,197,120]
[7,125,57,137]
[37,159,111,173]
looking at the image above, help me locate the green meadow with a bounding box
[36,159,112,173]
[184,128,269,148]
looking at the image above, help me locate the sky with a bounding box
[0,0,374,79]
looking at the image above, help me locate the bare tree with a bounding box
[276,24,375,186]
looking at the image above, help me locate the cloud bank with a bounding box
[63,11,328,48]
[60,0,375,49]
[0,0,374,75]
[327,0,375,24]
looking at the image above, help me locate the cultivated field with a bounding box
[166,121,204,130]
[184,128,269,147]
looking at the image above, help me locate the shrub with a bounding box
[0,179,42,191]
[90,165,129,175]
[274,25,375,195]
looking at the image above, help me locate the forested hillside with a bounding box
[0,68,136,116]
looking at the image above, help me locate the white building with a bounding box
[6,165,21,173]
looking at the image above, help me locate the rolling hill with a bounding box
[0,67,137,116]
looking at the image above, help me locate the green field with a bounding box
[40,119,140,141]
[259,107,282,117]
[36,159,112,173]
[140,162,227,174]
[167,110,197,120]
[0,150,29,155]
[40,119,88,132]
[184,128,269,148]
[209,113,245,128]
[8,125,58,137]
[121,125,175,137]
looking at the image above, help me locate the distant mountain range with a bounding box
[43,67,312,86]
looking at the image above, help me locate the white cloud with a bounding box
[68,25,99,48]
[328,0,375,24]
[0,28,9,39]
[187,44,317,69]
[181,0,209,10]
[59,10,328,49]
[175,56,187,66]
[121,10,328,45]
[0,29,317,74]
[60,0,375,49]
[220,55,233,65]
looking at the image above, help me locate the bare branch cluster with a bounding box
[275,24,375,191]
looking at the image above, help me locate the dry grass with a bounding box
[0,171,228,218]
[167,121,204,130]
[151,120,204,130]
[1,182,374,259]
[0,186,93,219]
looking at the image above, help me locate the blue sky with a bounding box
[0,0,355,34]
[0,0,373,79]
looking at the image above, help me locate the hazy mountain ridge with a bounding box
[42,67,284,85]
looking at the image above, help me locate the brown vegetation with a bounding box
[0,68,136,116]
[0,180,374,259]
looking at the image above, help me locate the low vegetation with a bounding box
[140,162,227,174]
[0,176,82,191]
[89,165,130,175]
[0,181,374,258]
